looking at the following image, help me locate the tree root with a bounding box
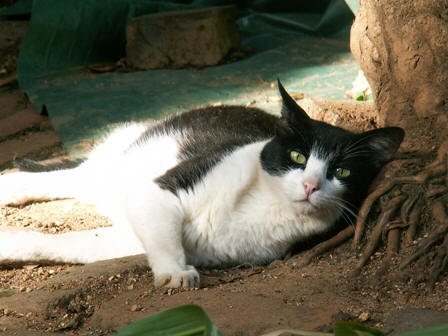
[400,201,448,287]
[375,226,402,279]
[352,162,445,248]
[299,226,354,267]
[400,203,448,270]
[352,195,406,276]
[406,198,424,243]
[349,139,448,288]
[428,234,448,290]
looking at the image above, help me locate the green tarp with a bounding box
[2,0,358,154]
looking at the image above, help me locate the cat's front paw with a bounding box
[154,265,200,288]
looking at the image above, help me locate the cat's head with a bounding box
[261,80,404,223]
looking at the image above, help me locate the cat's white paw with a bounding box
[154,265,200,288]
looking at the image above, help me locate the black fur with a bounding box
[149,106,279,193]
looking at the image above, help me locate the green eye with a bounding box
[290,151,307,165]
[335,168,351,178]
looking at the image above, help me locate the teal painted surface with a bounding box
[11,0,357,153]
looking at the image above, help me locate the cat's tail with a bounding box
[13,157,85,172]
[0,226,144,265]
[0,166,90,206]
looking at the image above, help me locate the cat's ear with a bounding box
[277,79,310,129]
[358,127,405,167]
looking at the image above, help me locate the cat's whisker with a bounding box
[318,194,358,227]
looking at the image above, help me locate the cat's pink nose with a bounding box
[303,181,320,198]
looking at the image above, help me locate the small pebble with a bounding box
[130,304,141,312]
[358,312,369,322]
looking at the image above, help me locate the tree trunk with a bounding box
[350,0,448,148]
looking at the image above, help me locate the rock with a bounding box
[126,6,240,70]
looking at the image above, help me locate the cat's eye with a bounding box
[290,151,307,165]
[335,168,351,178]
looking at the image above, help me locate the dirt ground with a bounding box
[1,15,448,336]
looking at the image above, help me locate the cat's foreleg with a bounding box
[124,185,199,288]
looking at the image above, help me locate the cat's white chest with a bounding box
[176,142,331,266]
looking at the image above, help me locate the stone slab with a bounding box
[126,6,240,70]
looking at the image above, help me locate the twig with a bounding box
[300,226,354,266]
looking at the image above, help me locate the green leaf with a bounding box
[398,323,448,336]
[356,93,365,101]
[112,304,222,336]
[334,321,385,336]
[0,289,18,298]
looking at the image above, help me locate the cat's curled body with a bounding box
[0,81,404,288]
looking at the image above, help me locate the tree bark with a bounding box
[350,0,448,146]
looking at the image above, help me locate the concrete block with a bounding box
[126,6,240,70]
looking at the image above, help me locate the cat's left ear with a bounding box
[358,127,405,167]
[277,79,311,129]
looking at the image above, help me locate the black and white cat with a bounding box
[0,81,404,288]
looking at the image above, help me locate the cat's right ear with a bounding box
[277,79,311,131]
[356,127,405,169]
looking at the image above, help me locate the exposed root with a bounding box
[350,139,448,287]
[376,227,401,279]
[353,164,445,248]
[428,234,448,290]
[352,195,406,276]
[400,225,448,270]
[406,198,424,243]
[400,201,448,270]
[298,226,354,267]
[353,177,414,248]
[400,193,419,225]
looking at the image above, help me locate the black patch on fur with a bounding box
[141,106,279,193]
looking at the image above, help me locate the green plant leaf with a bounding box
[356,93,365,101]
[334,321,385,336]
[0,289,18,298]
[112,304,222,336]
[398,323,448,336]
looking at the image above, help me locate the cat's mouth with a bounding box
[294,198,317,208]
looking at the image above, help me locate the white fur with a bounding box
[0,124,345,288]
